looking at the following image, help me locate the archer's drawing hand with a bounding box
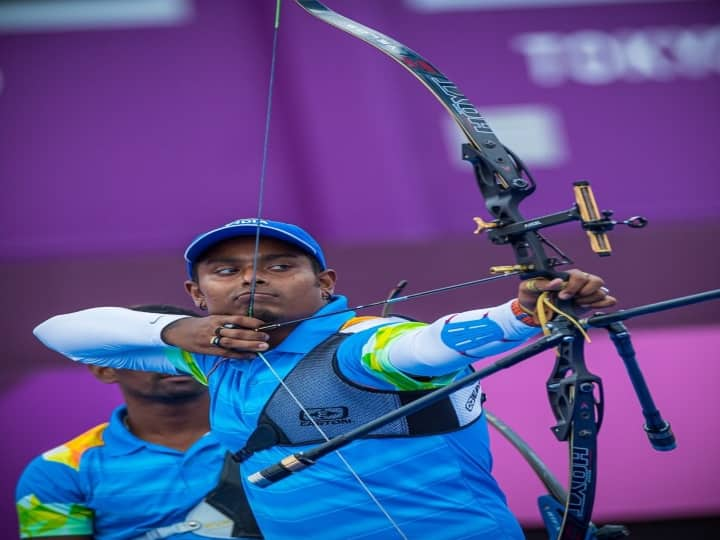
[518,269,617,314]
[161,315,271,360]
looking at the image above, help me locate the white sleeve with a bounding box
[33,307,190,373]
[388,300,541,377]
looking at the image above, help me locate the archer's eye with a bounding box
[268,263,292,271]
[215,267,239,276]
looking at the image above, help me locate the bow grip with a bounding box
[511,267,569,282]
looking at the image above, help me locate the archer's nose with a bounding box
[241,266,267,284]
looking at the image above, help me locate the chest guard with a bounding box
[237,331,484,458]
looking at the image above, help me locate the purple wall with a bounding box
[2,0,718,258]
[2,0,719,535]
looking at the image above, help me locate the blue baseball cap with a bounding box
[184,218,327,278]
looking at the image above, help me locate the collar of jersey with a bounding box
[103,406,217,456]
[269,295,355,355]
[101,406,150,456]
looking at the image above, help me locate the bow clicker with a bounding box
[246,2,671,539]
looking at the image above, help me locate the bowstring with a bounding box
[255,352,408,539]
[248,0,282,318]
[249,3,407,537]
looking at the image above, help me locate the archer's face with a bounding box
[187,237,335,325]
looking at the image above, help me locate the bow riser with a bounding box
[464,144,562,277]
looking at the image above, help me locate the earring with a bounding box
[322,291,331,302]
[199,301,207,311]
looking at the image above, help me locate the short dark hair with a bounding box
[129,304,199,317]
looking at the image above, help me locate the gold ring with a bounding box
[211,335,222,347]
[525,279,539,292]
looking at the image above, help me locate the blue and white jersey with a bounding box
[34,296,540,539]
[16,406,227,540]
[168,299,527,539]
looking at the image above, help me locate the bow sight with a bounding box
[465,140,648,277]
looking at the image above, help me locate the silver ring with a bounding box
[600,286,610,294]
[211,335,222,347]
[222,323,240,330]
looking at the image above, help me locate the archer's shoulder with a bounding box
[39,422,109,471]
[340,315,417,334]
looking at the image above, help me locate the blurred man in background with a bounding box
[17,304,261,539]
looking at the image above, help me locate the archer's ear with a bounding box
[317,269,337,294]
[185,280,207,311]
[87,365,119,384]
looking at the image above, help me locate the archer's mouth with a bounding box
[235,292,278,300]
